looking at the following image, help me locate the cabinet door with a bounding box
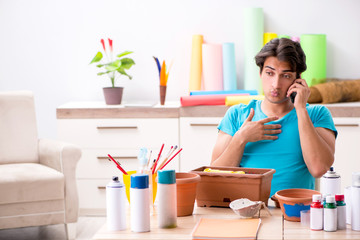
[57,118,179,149]
[77,147,180,179]
[179,117,222,171]
[332,117,360,191]
[77,149,138,178]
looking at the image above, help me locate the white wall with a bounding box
[1,0,359,139]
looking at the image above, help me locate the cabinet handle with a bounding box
[97,156,137,160]
[97,186,106,190]
[190,123,218,127]
[334,123,359,127]
[97,126,138,130]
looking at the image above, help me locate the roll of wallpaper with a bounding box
[291,36,300,42]
[300,34,327,86]
[225,95,264,106]
[278,35,290,39]
[222,42,237,91]
[202,43,223,91]
[190,90,258,96]
[264,32,277,45]
[180,94,248,107]
[308,79,360,104]
[189,35,203,92]
[242,8,264,93]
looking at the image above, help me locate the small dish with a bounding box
[230,198,271,218]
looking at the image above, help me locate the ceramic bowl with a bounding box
[275,188,320,222]
[229,198,263,218]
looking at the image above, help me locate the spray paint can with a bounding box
[324,195,337,232]
[310,194,323,230]
[320,167,341,196]
[351,172,360,231]
[106,176,126,231]
[335,194,346,230]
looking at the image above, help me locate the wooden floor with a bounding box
[0,216,106,240]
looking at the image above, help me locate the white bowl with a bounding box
[229,198,264,218]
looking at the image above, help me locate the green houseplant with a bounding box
[90,38,135,104]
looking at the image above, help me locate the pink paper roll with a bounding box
[202,44,223,91]
[180,94,248,107]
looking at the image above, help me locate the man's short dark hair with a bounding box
[255,38,307,77]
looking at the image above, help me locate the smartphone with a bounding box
[290,73,301,103]
[290,92,296,103]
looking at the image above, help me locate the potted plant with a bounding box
[90,38,135,105]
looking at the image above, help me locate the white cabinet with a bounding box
[57,117,179,215]
[179,117,222,171]
[57,102,360,214]
[332,117,360,192]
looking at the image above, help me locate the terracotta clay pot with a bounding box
[103,87,123,105]
[176,172,200,217]
[275,188,321,222]
[159,85,166,105]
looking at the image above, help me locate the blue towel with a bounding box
[190,90,258,96]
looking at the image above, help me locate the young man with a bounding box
[211,38,337,197]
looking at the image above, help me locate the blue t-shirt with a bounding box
[218,100,337,197]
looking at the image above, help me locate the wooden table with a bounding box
[93,205,360,240]
[92,205,282,240]
[284,220,360,239]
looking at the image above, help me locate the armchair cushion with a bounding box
[0,163,64,205]
[0,91,39,164]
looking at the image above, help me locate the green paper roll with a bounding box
[242,8,264,93]
[278,35,290,39]
[300,34,327,86]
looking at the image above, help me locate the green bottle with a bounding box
[324,195,337,232]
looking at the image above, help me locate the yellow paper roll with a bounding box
[204,168,245,174]
[264,32,278,45]
[225,95,265,106]
[189,35,203,92]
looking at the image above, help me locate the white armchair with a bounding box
[0,91,81,239]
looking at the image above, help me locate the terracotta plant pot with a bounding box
[190,166,275,207]
[176,172,200,217]
[159,85,166,105]
[275,188,321,222]
[103,87,123,105]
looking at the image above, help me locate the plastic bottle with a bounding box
[351,172,360,231]
[324,195,337,232]
[320,167,341,196]
[138,147,148,174]
[130,174,150,232]
[137,147,155,214]
[106,176,126,231]
[335,194,346,230]
[344,186,352,225]
[322,194,329,206]
[157,170,177,228]
[310,194,323,230]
